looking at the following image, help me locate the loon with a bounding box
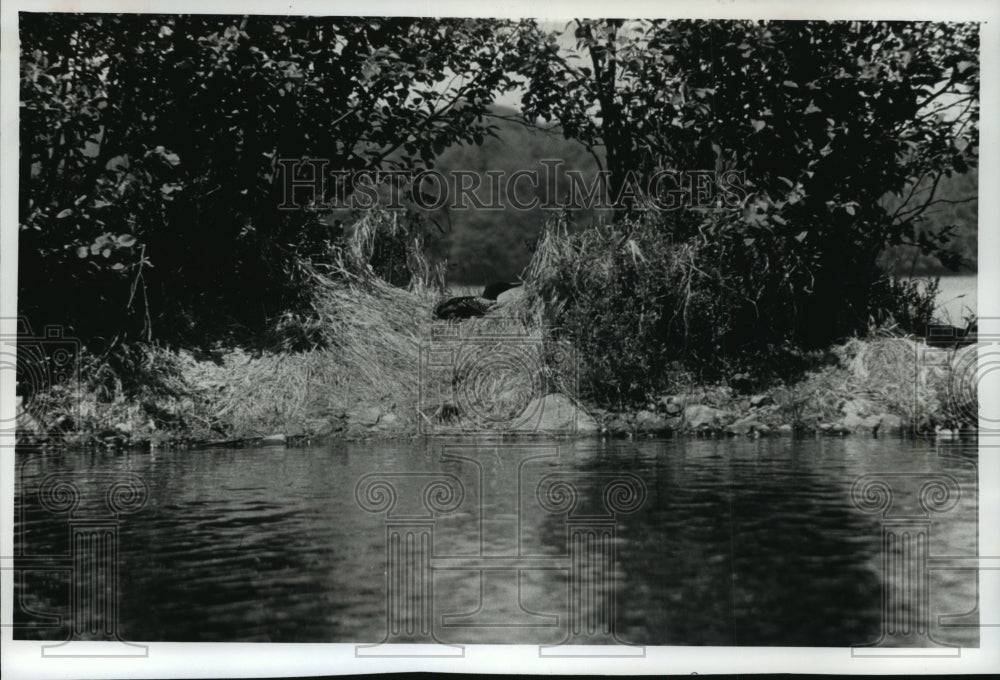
[433,282,522,320]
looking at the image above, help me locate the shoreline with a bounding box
[14,267,976,452]
[16,332,974,451]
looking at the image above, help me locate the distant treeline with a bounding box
[424,111,604,283]
[880,168,977,275]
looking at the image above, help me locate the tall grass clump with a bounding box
[253,209,445,434]
[520,208,950,410]
[265,210,445,352]
[522,215,729,407]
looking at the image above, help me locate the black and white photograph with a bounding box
[2,0,998,676]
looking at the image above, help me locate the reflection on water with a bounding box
[14,437,979,647]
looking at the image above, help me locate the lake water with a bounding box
[915,274,977,326]
[14,437,979,648]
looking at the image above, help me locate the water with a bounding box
[14,437,979,647]
[912,274,977,325]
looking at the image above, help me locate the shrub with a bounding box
[521,210,945,408]
[523,215,727,406]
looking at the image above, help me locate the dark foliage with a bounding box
[515,19,977,400]
[19,13,524,346]
[19,15,977,394]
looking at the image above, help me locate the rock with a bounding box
[114,422,133,435]
[861,415,883,435]
[840,398,876,421]
[878,413,905,434]
[777,423,793,433]
[655,395,684,416]
[496,286,525,306]
[349,405,382,428]
[634,409,674,434]
[15,398,41,434]
[749,394,774,408]
[523,393,599,435]
[62,432,91,448]
[841,411,865,430]
[820,423,849,436]
[683,404,725,429]
[261,433,286,446]
[839,398,885,432]
[377,412,399,430]
[604,415,631,435]
[726,415,765,435]
[306,417,340,436]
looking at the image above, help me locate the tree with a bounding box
[519,19,978,346]
[19,14,528,344]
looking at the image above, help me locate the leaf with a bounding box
[845,204,856,216]
[76,246,88,258]
[783,80,798,88]
[56,208,73,219]
[117,234,137,247]
[751,119,766,132]
[795,231,808,242]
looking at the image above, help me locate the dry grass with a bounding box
[20,208,974,445]
[769,334,976,430]
[841,335,975,428]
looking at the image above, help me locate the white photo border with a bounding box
[2,0,998,677]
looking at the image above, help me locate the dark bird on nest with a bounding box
[433,282,522,320]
